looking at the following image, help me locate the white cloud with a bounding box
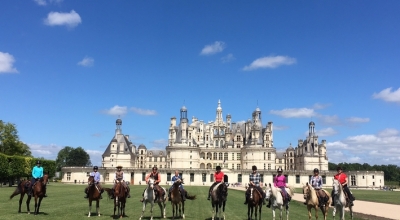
[372,87,400,103]
[377,128,399,137]
[273,125,289,131]
[77,56,94,67]
[319,115,341,125]
[0,52,18,73]
[346,117,370,123]
[150,139,168,148]
[102,105,128,117]
[86,149,103,166]
[34,0,47,5]
[316,127,337,137]
[327,141,349,149]
[312,103,330,110]
[242,55,296,71]
[200,41,225,55]
[221,53,235,63]
[44,10,82,28]
[269,108,316,118]
[130,107,157,116]
[28,143,63,159]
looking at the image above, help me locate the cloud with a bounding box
[273,125,289,131]
[200,41,225,55]
[312,103,330,110]
[0,52,18,73]
[102,105,128,117]
[28,143,63,159]
[372,87,400,103]
[44,10,82,28]
[85,149,104,166]
[346,117,370,123]
[319,115,341,125]
[242,55,296,71]
[150,139,168,148]
[130,107,157,116]
[327,129,400,166]
[316,127,337,137]
[34,0,63,6]
[221,53,235,63]
[269,108,316,118]
[77,56,94,67]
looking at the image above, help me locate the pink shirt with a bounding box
[274,175,287,188]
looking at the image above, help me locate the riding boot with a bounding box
[168,191,171,201]
[331,197,334,206]
[207,190,211,200]
[243,195,248,205]
[318,197,323,208]
[84,188,88,198]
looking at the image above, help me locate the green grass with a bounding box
[0,183,393,220]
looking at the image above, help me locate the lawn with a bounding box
[0,183,394,220]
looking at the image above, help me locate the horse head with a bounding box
[332,179,341,195]
[88,176,95,187]
[148,177,155,190]
[42,174,49,185]
[265,184,272,200]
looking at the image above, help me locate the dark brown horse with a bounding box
[247,186,263,220]
[87,175,102,217]
[105,180,127,218]
[10,174,49,215]
[170,179,196,219]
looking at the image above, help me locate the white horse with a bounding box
[265,183,294,220]
[139,177,167,220]
[332,179,353,220]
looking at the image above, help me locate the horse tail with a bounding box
[186,194,196,200]
[103,188,113,198]
[287,185,295,196]
[9,183,22,200]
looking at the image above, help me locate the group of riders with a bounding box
[29,161,355,208]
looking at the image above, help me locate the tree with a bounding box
[0,120,31,156]
[55,146,91,171]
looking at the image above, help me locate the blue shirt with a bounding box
[310,175,323,189]
[90,171,101,183]
[32,166,43,179]
[171,175,184,189]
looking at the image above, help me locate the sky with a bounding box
[1,1,399,167]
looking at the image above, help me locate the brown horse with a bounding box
[303,182,331,220]
[105,180,127,219]
[9,174,49,215]
[170,179,196,219]
[247,186,263,220]
[87,175,102,217]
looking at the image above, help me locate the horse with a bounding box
[87,175,102,217]
[265,183,294,220]
[210,182,228,220]
[332,179,353,220]
[139,177,167,220]
[302,182,331,220]
[9,174,49,215]
[170,179,196,219]
[246,186,263,220]
[105,179,127,219]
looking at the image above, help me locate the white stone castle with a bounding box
[62,100,384,188]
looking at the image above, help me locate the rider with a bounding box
[28,160,47,197]
[110,165,131,199]
[267,167,290,208]
[168,170,186,201]
[84,166,104,199]
[332,166,355,206]
[306,168,326,207]
[207,166,224,200]
[244,165,266,205]
[140,166,163,202]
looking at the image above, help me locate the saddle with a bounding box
[154,185,164,199]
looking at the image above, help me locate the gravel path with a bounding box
[230,186,400,220]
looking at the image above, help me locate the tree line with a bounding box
[329,162,400,183]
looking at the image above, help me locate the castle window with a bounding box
[268,152,271,160]
[236,135,241,141]
[67,172,71,181]
[218,153,223,160]
[232,153,234,160]
[236,164,241,170]
[149,157,152,162]
[237,153,241,160]
[296,175,300,184]
[264,152,266,160]
[232,164,234,169]
[154,157,157,162]
[224,153,228,161]
[206,135,209,141]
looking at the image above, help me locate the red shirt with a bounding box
[334,173,347,184]
[214,171,224,182]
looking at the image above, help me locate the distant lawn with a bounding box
[0,183,391,220]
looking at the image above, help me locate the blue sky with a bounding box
[1,1,399,167]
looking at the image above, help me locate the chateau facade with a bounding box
[62,101,384,188]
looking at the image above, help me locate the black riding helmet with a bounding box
[36,160,41,165]
[216,166,221,171]
[314,168,319,173]
[93,166,98,170]
[252,165,257,171]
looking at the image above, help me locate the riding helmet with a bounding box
[36,160,41,164]
[252,165,257,171]
[336,166,342,171]
[277,167,283,172]
[313,168,319,173]
[216,166,221,171]
[93,166,98,170]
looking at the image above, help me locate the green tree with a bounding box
[55,146,91,170]
[0,120,31,156]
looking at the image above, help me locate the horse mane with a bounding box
[304,183,318,205]
[270,184,283,205]
[211,183,227,202]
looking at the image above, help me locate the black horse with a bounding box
[210,183,228,220]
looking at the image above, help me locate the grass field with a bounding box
[0,183,398,220]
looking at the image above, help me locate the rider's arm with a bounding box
[156,173,161,183]
[343,175,349,186]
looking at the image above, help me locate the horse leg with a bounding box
[182,201,185,219]
[271,207,276,220]
[161,201,166,218]
[18,193,24,213]
[222,201,226,220]
[349,206,353,220]
[26,195,31,215]
[96,199,100,217]
[35,197,43,215]
[211,204,215,220]
[139,202,146,220]
[88,199,92,217]
[307,206,312,220]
